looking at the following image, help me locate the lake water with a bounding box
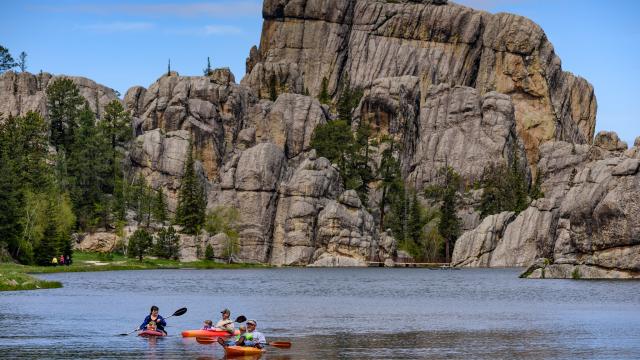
[1,268,639,359]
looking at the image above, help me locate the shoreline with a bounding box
[0,251,267,292]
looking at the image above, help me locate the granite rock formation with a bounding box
[244,0,597,170]
[453,136,640,278]
[0,70,119,119]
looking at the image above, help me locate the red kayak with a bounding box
[138,330,166,337]
[181,329,239,338]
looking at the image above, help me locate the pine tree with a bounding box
[269,74,278,101]
[46,78,85,152]
[67,105,111,229]
[175,142,207,234]
[318,77,330,104]
[203,57,212,76]
[167,59,171,76]
[18,51,27,72]
[34,201,58,266]
[152,187,169,225]
[154,226,179,259]
[0,151,22,260]
[0,45,16,73]
[204,243,214,260]
[127,228,152,262]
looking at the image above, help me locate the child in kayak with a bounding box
[139,305,167,335]
[202,320,213,330]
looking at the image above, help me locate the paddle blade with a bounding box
[235,315,246,323]
[196,337,218,344]
[269,341,291,348]
[172,307,188,317]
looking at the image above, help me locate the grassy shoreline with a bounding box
[0,252,266,291]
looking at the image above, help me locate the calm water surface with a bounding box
[1,268,639,359]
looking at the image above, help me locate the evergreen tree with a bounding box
[167,59,171,76]
[18,51,27,72]
[175,142,207,234]
[154,226,179,259]
[269,74,278,101]
[152,187,169,225]
[204,243,214,260]
[0,150,22,260]
[34,201,58,266]
[336,73,363,125]
[67,105,111,229]
[203,57,212,76]
[378,136,403,233]
[0,45,16,73]
[130,176,153,227]
[425,166,462,263]
[318,76,330,104]
[46,78,85,152]
[127,228,152,262]
[478,151,531,218]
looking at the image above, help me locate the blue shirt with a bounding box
[139,314,167,333]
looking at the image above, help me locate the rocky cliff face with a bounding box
[243,0,596,171]
[453,133,640,278]
[0,71,119,119]
[124,71,385,265]
[2,1,634,276]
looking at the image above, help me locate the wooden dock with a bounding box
[367,261,452,268]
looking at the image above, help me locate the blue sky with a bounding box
[1,0,638,144]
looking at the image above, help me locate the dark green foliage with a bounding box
[46,78,85,152]
[204,243,214,260]
[203,57,212,76]
[34,218,57,266]
[336,73,363,124]
[310,120,373,204]
[175,142,207,234]
[152,188,169,225]
[0,150,22,260]
[425,166,462,263]
[0,112,51,190]
[167,59,171,76]
[478,151,531,218]
[153,226,180,260]
[378,136,403,232]
[130,176,153,227]
[67,105,111,229]
[318,77,330,105]
[303,88,310,96]
[269,74,278,101]
[18,51,26,72]
[0,45,16,72]
[127,228,153,262]
[310,120,353,169]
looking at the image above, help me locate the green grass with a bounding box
[0,271,62,291]
[0,251,267,291]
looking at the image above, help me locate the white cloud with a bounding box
[79,22,155,33]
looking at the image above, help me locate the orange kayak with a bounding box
[181,329,239,337]
[224,346,265,357]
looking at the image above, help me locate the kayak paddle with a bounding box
[265,341,291,349]
[117,307,188,336]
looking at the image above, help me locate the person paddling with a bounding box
[139,305,167,335]
[215,308,235,334]
[218,320,265,349]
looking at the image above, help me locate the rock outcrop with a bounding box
[244,0,597,170]
[453,135,640,278]
[0,71,119,119]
